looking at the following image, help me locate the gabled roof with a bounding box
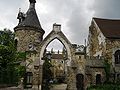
[93,17,120,39]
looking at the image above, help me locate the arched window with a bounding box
[15,39,18,47]
[114,50,120,64]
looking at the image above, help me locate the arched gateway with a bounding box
[39,24,72,65]
[38,24,73,89]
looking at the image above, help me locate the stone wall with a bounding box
[66,66,77,90]
[88,21,106,57]
[88,20,120,63]
[90,68,106,84]
[106,39,120,63]
[87,20,107,87]
[75,54,86,74]
[14,27,44,88]
[15,27,43,52]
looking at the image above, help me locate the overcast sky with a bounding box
[0,0,120,51]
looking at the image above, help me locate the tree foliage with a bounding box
[0,29,25,85]
[104,60,111,83]
[42,56,53,90]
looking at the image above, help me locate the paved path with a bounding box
[0,87,21,90]
[0,84,67,90]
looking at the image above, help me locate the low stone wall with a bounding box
[50,84,67,90]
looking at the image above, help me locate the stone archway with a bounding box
[40,35,72,63]
[39,24,72,65]
[38,24,73,89]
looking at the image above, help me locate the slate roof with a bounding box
[17,1,44,33]
[93,17,120,39]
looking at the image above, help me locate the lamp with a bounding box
[46,52,52,60]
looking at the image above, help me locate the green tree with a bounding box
[42,56,53,90]
[0,29,25,85]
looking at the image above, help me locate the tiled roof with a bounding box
[93,17,120,39]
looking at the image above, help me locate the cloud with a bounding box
[0,0,25,30]
[93,0,120,19]
[36,0,95,45]
[0,0,120,50]
[46,39,64,52]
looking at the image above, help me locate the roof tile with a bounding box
[93,17,120,39]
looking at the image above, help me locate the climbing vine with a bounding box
[104,60,111,83]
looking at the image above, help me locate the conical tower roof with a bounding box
[16,0,44,33]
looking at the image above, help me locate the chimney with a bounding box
[53,23,61,32]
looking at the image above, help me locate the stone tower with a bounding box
[14,0,45,52]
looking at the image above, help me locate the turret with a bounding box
[14,0,45,52]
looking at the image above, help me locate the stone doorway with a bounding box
[96,74,101,85]
[76,74,84,90]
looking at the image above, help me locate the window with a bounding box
[26,72,33,84]
[79,56,81,59]
[114,50,120,64]
[117,74,120,80]
[61,61,64,63]
[15,39,18,47]
[24,72,33,88]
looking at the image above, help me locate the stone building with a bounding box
[50,52,65,79]
[14,0,120,90]
[87,17,120,84]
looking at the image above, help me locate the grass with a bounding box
[87,84,120,90]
